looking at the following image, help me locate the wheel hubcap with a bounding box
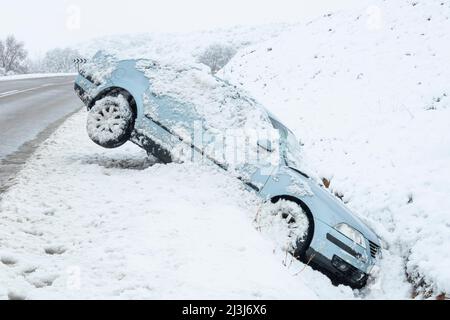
[94,104,124,133]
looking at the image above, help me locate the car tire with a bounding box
[282,201,312,259]
[262,199,313,259]
[87,95,134,149]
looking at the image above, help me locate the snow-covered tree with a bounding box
[0,35,28,74]
[42,48,80,73]
[24,56,44,73]
[197,44,237,74]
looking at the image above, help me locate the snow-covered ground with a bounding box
[0,73,76,82]
[221,0,450,297]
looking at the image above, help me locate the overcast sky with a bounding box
[0,0,361,58]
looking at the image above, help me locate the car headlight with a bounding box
[334,223,366,249]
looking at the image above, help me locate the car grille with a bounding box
[369,240,380,258]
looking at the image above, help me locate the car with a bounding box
[74,51,381,288]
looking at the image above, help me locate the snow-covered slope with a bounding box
[77,24,292,63]
[221,0,450,296]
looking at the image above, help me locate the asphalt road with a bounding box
[0,75,82,192]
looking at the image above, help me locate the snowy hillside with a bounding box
[221,0,450,296]
[77,24,292,63]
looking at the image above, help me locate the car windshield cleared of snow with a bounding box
[285,130,303,169]
[269,117,302,169]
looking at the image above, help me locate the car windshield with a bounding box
[285,130,303,168]
[269,117,303,168]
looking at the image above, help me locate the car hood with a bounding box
[288,168,380,245]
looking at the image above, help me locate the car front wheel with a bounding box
[258,199,313,260]
[86,95,134,148]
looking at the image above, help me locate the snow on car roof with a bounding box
[136,60,272,134]
[136,59,279,168]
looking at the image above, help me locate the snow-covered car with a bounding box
[74,52,381,288]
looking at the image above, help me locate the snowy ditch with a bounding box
[0,111,413,299]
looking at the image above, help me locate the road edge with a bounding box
[0,106,83,196]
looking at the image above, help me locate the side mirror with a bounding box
[257,139,273,152]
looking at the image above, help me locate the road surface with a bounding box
[0,75,82,192]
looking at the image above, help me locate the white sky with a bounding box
[0,0,361,58]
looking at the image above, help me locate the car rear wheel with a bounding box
[87,95,134,148]
[258,199,313,259]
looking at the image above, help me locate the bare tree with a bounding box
[0,36,28,74]
[197,44,237,74]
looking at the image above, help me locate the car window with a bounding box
[269,117,303,169]
[285,130,303,169]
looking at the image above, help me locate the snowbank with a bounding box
[221,0,450,296]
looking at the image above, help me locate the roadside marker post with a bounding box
[73,58,88,73]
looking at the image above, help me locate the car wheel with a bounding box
[87,95,134,148]
[259,199,313,259]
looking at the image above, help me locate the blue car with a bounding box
[74,52,381,288]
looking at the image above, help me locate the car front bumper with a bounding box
[306,248,369,288]
[74,74,98,107]
[308,218,379,288]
